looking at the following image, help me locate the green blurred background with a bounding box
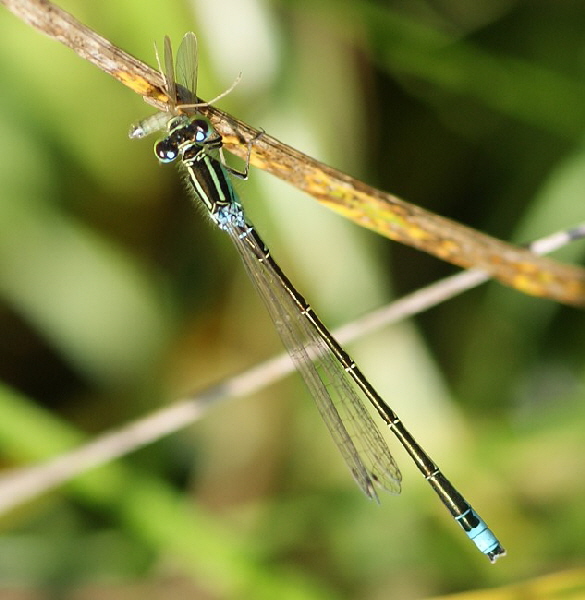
[1,0,585,598]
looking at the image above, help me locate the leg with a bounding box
[223,130,264,180]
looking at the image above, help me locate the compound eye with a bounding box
[192,119,211,143]
[154,138,179,163]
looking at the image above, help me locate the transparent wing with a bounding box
[228,221,402,501]
[129,36,178,139]
[175,31,198,105]
[161,35,177,107]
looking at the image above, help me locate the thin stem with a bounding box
[0,223,581,516]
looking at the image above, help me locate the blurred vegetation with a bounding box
[0,0,585,598]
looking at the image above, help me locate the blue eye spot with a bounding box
[154,139,179,163]
[192,119,211,143]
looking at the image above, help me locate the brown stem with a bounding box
[3,0,585,306]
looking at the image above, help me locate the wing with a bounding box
[228,220,402,501]
[155,35,177,107]
[175,31,199,105]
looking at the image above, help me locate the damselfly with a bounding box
[130,33,505,562]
